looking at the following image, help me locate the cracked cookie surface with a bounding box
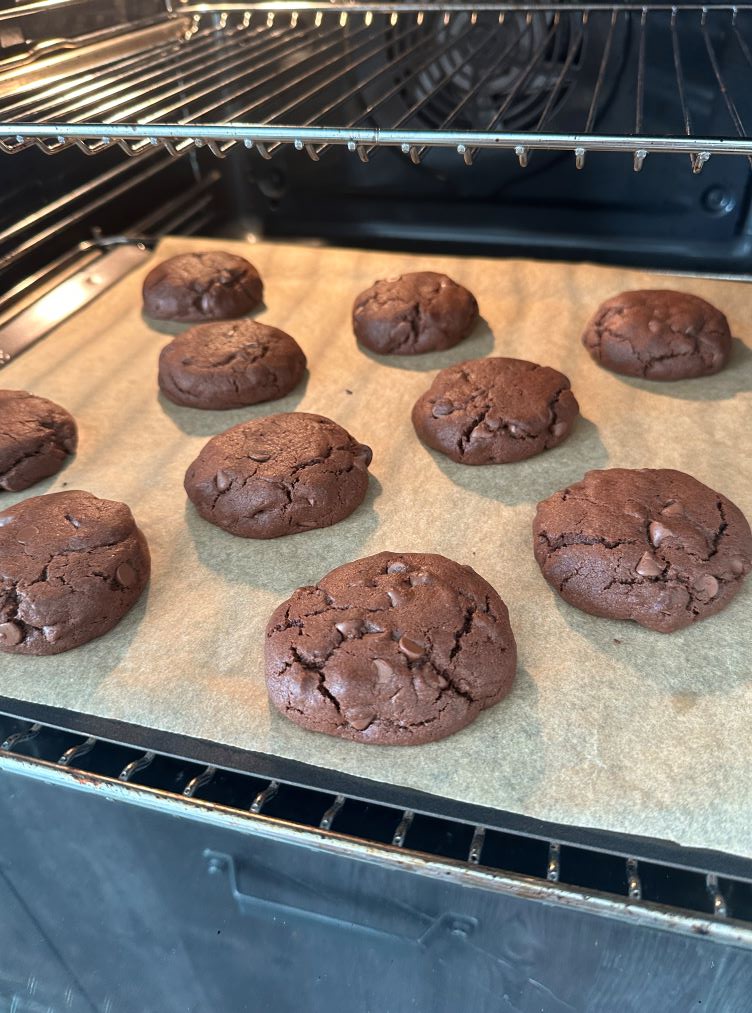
[142,251,263,322]
[0,389,78,492]
[184,412,372,539]
[411,357,579,465]
[582,289,731,380]
[352,271,478,355]
[533,468,752,633]
[158,319,306,410]
[0,490,150,655]
[265,551,517,744]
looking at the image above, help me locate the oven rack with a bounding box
[1,710,751,944]
[1,4,752,171]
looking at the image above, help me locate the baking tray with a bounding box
[1,236,750,859]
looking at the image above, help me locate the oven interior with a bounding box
[1,1,751,1008]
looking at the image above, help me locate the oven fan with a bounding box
[349,10,629,176]
[385,12,578,133]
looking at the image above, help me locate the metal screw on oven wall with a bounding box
[702,186,736,215]
[207,856,224,876]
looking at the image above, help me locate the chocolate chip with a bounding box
[508,423,523,437]
[398,635,425,660]
[386,561,407,574]
[649,521,671,547]
[636,552,663,578]
[661,501,684,517]
[356,443,373,467]
[0,621,22,646]
[373,659,395,681]
[730,557,746,575]
[347,710,375,731]
[409,571,433,587]
[364,620,385,634]
[387,588,408,607]
[15,524,39,544]
[485,417,501,431]
[335,620,363,639]
[215,470,231,492]
[115,562,136,589]
[249,450,271,463]
[694,574,719,599]
[432,400,454,417]
[551,421,569,438]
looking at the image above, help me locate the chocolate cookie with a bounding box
[352,271,479,354]
[0,389,77,492]
[158,319,306,410]
[265,551,517,744]
[142,251,263,322]
[582,290,731,380]
[184,412,372,539]
[533,468,752,633]
[412,357,579,465]
[0,490,150,655]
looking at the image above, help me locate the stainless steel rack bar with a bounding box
[1,4,752,169]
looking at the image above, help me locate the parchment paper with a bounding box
[1,236,751,857]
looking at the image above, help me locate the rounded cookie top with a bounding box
[411,357,579,465]
[0,490,150,656]
[184,412,372,539]
[0,389,78,492]
[533,468,752,633]
[582,289,731,380]
[265,551,517,745]
[352,271,479,355]
[142,251,263,322]
[158,319,307,410]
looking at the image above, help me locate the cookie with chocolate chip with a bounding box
[142,251,263,322]
[265,551,517,744]
[0,490,150,656]
[411,357,579,465]
[184,412,372,538]
[582,290,731,380]
[352,271,478,355]
[0,389,78,492]
[158,319,306,410]
[533,468,752,633]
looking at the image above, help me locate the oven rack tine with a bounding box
[626,858,642,899]
[249,779,279,813]
[392,809,414,847]
[1,722,42,751]
[183,764,216,798]
[58,736,96,767]
[706,873,728,918]
[118,750,155,782]
[319,794,345,830]
[467,826,485,865]
[546,842,561,882]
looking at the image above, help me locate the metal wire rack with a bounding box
[1,3,752,170]
[1,709,752,944]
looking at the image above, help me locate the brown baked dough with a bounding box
[142,251,263,322]
[412,357,579,464]
[265,551,517,744]
[352,271,479,354]
[582,289,731,380]
[0,389,77,492]
[0,490,150,655]
[184,412,372,538]
[158,319,306,410]
[533,468,752,633]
